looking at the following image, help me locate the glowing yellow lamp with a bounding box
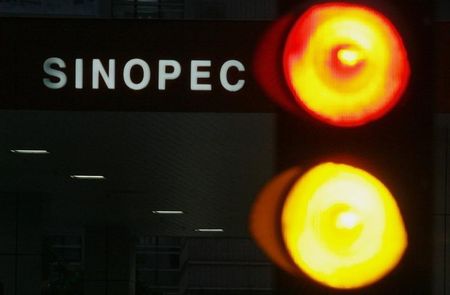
[281,163,407,289]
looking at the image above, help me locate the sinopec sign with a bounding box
[0,19,274,112]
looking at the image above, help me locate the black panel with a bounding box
[0,18,275,112]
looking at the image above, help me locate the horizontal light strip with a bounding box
[70,175,106,180]
[152,210,184,215]
[11,149,50,154]
[195,228,224,232]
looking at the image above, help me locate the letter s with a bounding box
[43,57,67,89]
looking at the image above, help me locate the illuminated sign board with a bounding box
[43,58,245,92]
[0,19,273,112]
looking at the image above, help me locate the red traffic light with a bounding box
[283,2,410,127]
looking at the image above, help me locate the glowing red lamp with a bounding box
[283,2,410,127]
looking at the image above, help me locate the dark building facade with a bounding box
[0,1,277,295]
[0,0,448,294]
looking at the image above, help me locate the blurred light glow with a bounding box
[195,228,224,232]
[337,48,363,67]
[335,210,361,230]
[11,149,50,154]
[281,162,407,289]
[249,167,303,275]
[70,175,105,180]
[283,3,410,127]
[152,210,184,215]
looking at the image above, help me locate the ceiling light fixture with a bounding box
[11,149,50,154]
[152,210,184,215]
[70,175,106,180]
[194,228,224,232]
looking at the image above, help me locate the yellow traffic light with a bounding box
[250,163,407,290]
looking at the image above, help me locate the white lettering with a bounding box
[43,57,67,89]
[75,58,83,89]
[158,60,181,90]
[191,60,211,91]
[220,60,245,92]
[92,59,116,89]
[123,59,151,90]
[43,58,247,92]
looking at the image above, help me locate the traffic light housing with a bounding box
[250,0,433,293]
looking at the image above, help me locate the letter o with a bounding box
[123,59,151,90]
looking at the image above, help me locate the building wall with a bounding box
[435,0,450,21]
[0,0,277,19]
[0,193,43,295]
[0,0,100,16]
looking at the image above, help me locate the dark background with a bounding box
[0,0,447,294]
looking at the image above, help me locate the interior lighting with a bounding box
[152,210,184,214]
[70,175,106,180]
[194,228,224,232]
[11,149,50,154]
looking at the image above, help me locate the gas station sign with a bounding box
[0,19,274,112]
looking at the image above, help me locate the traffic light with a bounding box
[250,0,432,293]
[282,2,410,127]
